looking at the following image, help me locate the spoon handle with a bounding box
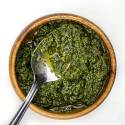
[9,81,39,125]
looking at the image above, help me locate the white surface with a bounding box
[0,0,124,125]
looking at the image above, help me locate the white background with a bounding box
[0,0,125,125]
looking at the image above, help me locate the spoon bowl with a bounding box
[31,41,60,83]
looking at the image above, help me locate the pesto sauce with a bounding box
[16,20,111,112]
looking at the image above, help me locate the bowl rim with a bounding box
[9,13,116,119]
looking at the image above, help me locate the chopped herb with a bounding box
[16,20,111,112]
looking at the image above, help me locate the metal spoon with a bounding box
[9,43,60,125]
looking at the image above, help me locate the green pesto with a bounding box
[16,20,111,112]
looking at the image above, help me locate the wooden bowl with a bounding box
[9,13,116,119]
